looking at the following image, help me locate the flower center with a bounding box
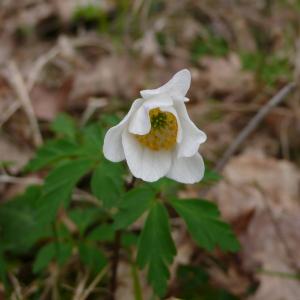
[135,108,178,151]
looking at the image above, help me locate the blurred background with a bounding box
[0,0,300,299]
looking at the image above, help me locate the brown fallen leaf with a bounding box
[30,78,73,121]
[209,150,300,300]
[199,53,255,96]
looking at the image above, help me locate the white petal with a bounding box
[128,93,173,135]
[103,99,143,162]
[128,105,150,135]
[122,131,172,182]
[175,101,207,158]
[140,69,191,100]
[167,152,205,184]
[160,106,182,143]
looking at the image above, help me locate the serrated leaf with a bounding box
[51,113,77,140]
[33,243,56,273]
[79,243,107,273]
[87,224,115,242]
[37,159,93,225]
[170,199,240,252]
[113,187,155,230]
[91,160,124,208]
[24,139,79,172]
[137,202,176,296]
[0,186,50,251]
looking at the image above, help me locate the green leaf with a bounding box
[33,241,73,273]
[147,178,180,199]
[56,243,73,266]
[78,123,104,158]
[170,199,240,252]
[69,208,102,235]
[91,159,124,208]
[51,113,77,140]
[0,186,50,251]
[33,243,56,273]
[87,224,115,242]
[203,169,222,183]
[24,139,79,172]
[137,202,176,296]
[113,187,155,230]
[37,159,93,225]
[79,243,107,273]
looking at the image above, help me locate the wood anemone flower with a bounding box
[103,69,207,183]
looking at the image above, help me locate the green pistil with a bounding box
[151,112,167,129]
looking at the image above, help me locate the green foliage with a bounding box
[79,243,107,273]
[73,5,104,23]
[33,243,56,273]
[24,139,78,172]
[171,199,240,252]
[91,159,125,208]
[0,186,50,252]
[0,249,6,283]
[177,265,239,300]
[240,52,292,86]
[37,159,93,224]
[56,242,73,266]
[137,202,176,296]
[0,112,240,297]
[69,208,103,236]
[50,113,77,140]
[191,32,229,61]
[72,5,107,32]
[203,169,222,183]
[113,186,155,230]
[87,224,115,242]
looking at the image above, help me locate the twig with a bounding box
[0,174,100,208]
[8,273,23,300]
[0,101,20,129]
[79,267,108,300]
[7,61,43,147]
[80,97,107,127]
[0,174,42,185]
[72,271,89,300]
[26,46,59,91]
[215,82,296,171]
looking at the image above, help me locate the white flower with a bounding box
[103,69,207,184]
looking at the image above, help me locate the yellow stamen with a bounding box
[135,108,178,151]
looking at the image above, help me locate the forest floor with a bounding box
[0,1,300,299]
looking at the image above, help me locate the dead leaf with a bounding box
[30,78,73,121]
[209,151,300,300]
[199,53,255,96]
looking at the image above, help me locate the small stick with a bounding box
[0,101,20,129]
[0,174,42,185]
[215,82,296,171]
[80,267,108,300]
[26,46,59,91]
[7,61,43,147]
